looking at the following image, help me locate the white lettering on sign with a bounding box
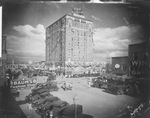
[131,71,145,75]
[10,79,37,88]
[24,80,28,84]
[131,60,146,66]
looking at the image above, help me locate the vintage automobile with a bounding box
[31,94,41,101]
[106,84,125,95]
[46,82,59,92]
[32,98,47,108]
[39,91,52,98]
[52,107,63,117]
[36,101,53,115]
[36,88,49,94]
[34,81,59,92]
[45,96,60,103]
[31,87,43,95]
[41,105,65,118]
[60,104,83,116]
[52,100,69,109]
[91,76,127,95]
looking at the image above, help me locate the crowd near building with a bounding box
[45,8,94,75]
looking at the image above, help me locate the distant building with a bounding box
[46,8,94,74]
[0,36,7,86]
[129,42,148,77]
[106,57,112,73]
[111,56,129,75]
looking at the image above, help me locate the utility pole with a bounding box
[73,95,78,118]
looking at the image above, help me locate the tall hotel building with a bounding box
[46,9,94,71]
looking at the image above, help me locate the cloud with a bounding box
[13,24,45,36]
[93,25,144,62]
[7,23,145,63]
[7,24,45,58]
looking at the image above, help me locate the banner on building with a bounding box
[10,78,37,89]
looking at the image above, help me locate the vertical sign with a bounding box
[0,7,2,58]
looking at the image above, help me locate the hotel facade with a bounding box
[46,9,94,74]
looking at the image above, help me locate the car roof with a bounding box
[37,89,49,93]
[52,100,66,106]
[35,98,46,102]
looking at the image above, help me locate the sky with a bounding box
[1,2,149,63]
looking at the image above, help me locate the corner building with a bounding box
[46,12,94,71]
[128,42,148,77]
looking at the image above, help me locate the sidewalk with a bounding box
[0,86,27,118]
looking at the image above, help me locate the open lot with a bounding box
[52,77,140,118]
[15,76,140,118]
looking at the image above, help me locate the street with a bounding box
[15,76,140,118]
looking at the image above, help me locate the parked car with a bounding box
[25,93,32,102]
[31,94,41,101]
[52,100,69,109]
[36,89,49,94]
[36,101,53,115]
[106,84,125,95]
[39,92,52,98]
[45,96,60,103]
[32,87,43,95]
[60,104,83,116]
[32,98,46,108]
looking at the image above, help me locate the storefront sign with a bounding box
[130,60,146,66]
[10,79,36,89]
[130,60,147,76]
